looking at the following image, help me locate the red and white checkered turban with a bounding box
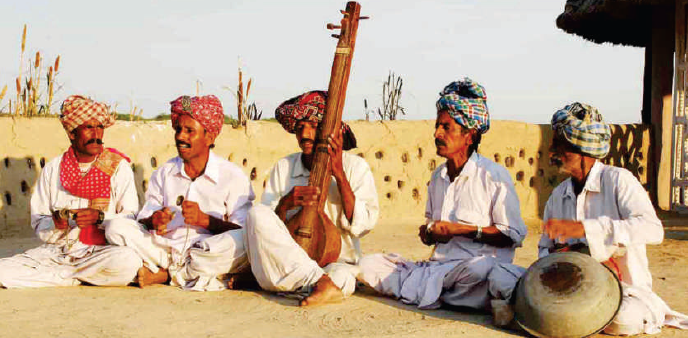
[170,95,224,138]
[59,95,115,133]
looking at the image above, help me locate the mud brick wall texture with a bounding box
[0,118,648,238]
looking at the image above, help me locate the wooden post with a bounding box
[653,6,675,210]
[669,1,688,210]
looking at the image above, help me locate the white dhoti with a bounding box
[105,219,248,291]
[0,220,141,288]
[603,283,688,335]
[357,253,524,310]
[244,204,357,297]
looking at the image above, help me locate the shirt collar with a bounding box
[562,160,603,198]
[173,151,220,184]
[439,152,479,182]
[291,153,310,178]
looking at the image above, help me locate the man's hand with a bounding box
[543,219,585,243]
[279,186,321,210]
[181,200,210,228]
[327,127,345,181]
[418,223,434,246]
[151,207,175,235]
[427,221,455,243]
[72,208,101,228]
[51,210,70,230]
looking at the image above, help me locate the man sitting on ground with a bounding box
[245,90,379,306]
[0,95,141,288]
[357,78,527,326]
[106,95,254,290]
[540,102,688,335]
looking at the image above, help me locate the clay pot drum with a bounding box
[514,252,622,338]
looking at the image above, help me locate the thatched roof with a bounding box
[556,0,675,47]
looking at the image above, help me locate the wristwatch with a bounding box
[425,221,435,235]
[475,225,483,240]
[95,210,105,225]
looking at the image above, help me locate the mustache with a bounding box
[85,138,103,145]
[176,141,190,147]
[434,139,446,147]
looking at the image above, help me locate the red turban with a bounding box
[170,95,224,138]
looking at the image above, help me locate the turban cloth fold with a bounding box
[275,90,357,150]
[170,95,224,138]
[551,102,611,159]
[59,95,115,133]
[435,78,490,134]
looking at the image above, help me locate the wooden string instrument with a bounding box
[284,2,366,267]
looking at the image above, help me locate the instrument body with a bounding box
[514,252,623,338]
[284,2,363,267]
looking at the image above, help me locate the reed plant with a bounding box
[223,63,260,128]
[378,71,405,120]
[1,24,62,117]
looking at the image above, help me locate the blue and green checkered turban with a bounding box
[436,78,490,134]
[551,102,611,159]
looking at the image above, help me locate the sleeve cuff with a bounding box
[338,196,373,237]
[582,217,617,262]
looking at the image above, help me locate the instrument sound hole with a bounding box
[540,262,583,295]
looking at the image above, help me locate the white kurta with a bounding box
[245,152,379,297]
[358,153,527,309]
[0,154,142,288]
[106,152,255,291]
[539,161,688,335]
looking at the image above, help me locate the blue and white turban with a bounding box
[436,78,490,134]
[551,102,611,159]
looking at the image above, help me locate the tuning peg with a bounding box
[360,16,370,20]
[331,34,341,39]
[327,23,341,30]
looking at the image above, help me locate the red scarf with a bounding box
[59,147,129,245]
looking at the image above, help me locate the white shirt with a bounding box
[137,151,255,243]
[426,152,527,263]
[538,161,663,291]
[261,152,379,264]
[31,153,139,246]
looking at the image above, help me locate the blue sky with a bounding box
[0,0,645,123]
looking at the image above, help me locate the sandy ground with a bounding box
[0,218,687,338]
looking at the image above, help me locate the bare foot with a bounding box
[226,272,260,290]
[491,299,515,328]
[299,275,343,307]
[137,267,169,288]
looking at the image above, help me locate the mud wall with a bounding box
[0,117,649,238]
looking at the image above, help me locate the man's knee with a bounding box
[104,218,141,245]
[246,204,285,237]
[460,257,494,283]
